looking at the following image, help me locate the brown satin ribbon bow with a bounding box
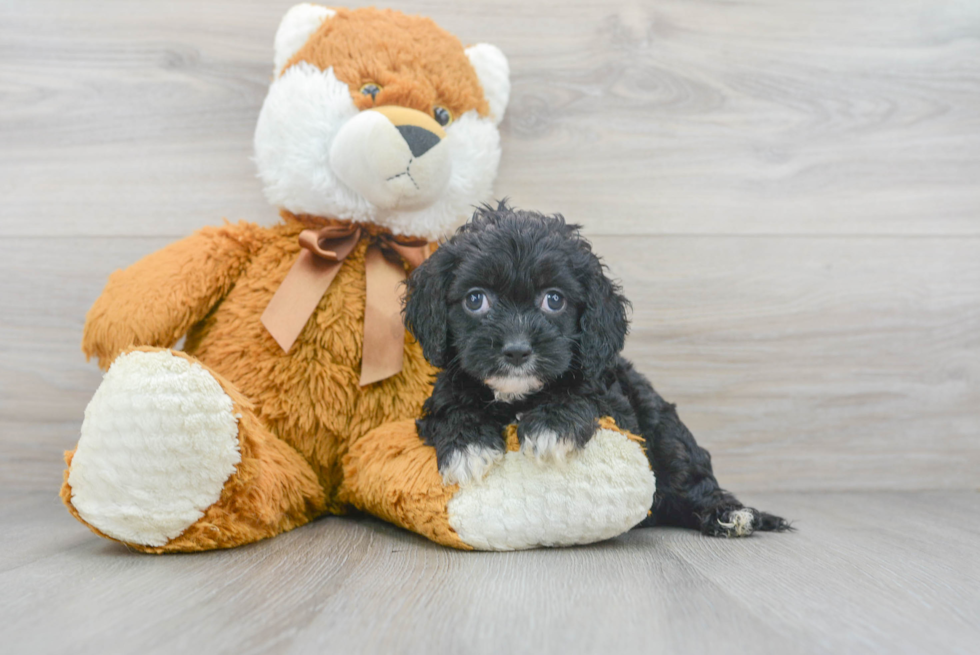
[260,222,429,386]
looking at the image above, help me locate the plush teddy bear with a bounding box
[60,4,655,552]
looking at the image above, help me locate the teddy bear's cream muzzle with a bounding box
[330,105,451,211]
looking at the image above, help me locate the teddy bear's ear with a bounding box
[465,44,510,126]
[274,4,336,76]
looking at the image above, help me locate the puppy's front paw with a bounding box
[517,408,597,464]
[439,444,504,486]
[520,428,578,463]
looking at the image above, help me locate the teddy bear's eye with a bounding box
[360,83,381,101]
[433,106,452,127]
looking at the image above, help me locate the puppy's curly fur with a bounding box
[404,202,791,537]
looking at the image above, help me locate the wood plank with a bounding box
[0,237,170,429]
[0,422,78,494]
[660,491,980,654]
[1,0,978,237]
[1,491,978,654]
[595,237,980,490]
[3,0,978,652]
[1,235,977,493]
[599,234,980,492]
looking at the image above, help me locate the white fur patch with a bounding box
[718,508,756,537]
[274,4,335,75]
[447,428,655,550]
[440,444,504,486]
[67,351,241,547]
[521,428,577,463]
[253,63,502,241]
[485,375,544,402]
[465,44,510,125]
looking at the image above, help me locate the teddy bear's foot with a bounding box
[65,349,242,547]
[63,348,327,552]
[448,420,656,550]
[343,418,655,551]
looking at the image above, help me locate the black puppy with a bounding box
[404,202,790,537]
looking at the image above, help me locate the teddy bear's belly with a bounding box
[182,239,436,497]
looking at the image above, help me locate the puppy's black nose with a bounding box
[502,342,532,366]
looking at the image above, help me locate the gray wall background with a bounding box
[2,0,978,494]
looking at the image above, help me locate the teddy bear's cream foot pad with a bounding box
[67,350,241,547]
[446,427,656,551]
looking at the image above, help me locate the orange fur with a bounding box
[62,8,505,552]
[342,419,469,550]
[183,217,436,512]
[64,347,328,553]
[597,416,647,448]
[67,214,436,531]
[343,419,646,549]
[63,206,647,552]
[286,8,490,120]
[82,222,263,368]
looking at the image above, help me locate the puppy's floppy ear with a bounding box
[578,258,630,377]
[404,247,457,368]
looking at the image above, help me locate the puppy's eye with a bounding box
[360,83,381,101]
[433,106,452,127]
[463,289,490,315]
[540,290,566,313]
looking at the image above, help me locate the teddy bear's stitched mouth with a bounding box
[385,158,421,190]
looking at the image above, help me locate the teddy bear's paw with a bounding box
[439,444,504,486]
[67,350,241,547]
[446,426,655,550]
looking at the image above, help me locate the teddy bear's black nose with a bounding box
[396,124,441,158]
[502,342,533,366]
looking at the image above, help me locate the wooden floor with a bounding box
[1,0,979,653]
[2,490,978,654]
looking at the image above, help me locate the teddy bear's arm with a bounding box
[82,222,260,369]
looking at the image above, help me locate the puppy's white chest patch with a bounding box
[485,375,543,402]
